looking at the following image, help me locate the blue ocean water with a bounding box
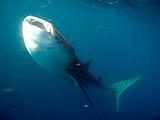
[0,0,160,120]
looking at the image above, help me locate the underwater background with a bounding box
[0,0,160,120]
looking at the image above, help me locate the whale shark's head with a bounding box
[22,16,57,53]
[22,16,75,76]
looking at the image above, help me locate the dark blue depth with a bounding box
[0,0,160,120]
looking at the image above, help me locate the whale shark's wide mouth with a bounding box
[27,19,47,31]
[23,16,55,34]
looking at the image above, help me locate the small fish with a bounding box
[2,88,15,93]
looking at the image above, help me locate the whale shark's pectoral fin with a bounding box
[107,75,143,111]
[75,79,93,107]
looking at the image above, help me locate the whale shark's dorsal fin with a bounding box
[84,60,92,70]
[107,75,143,111]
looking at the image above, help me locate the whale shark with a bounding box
[22,16,142,111]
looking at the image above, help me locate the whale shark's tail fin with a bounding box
[107,75,143,111]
